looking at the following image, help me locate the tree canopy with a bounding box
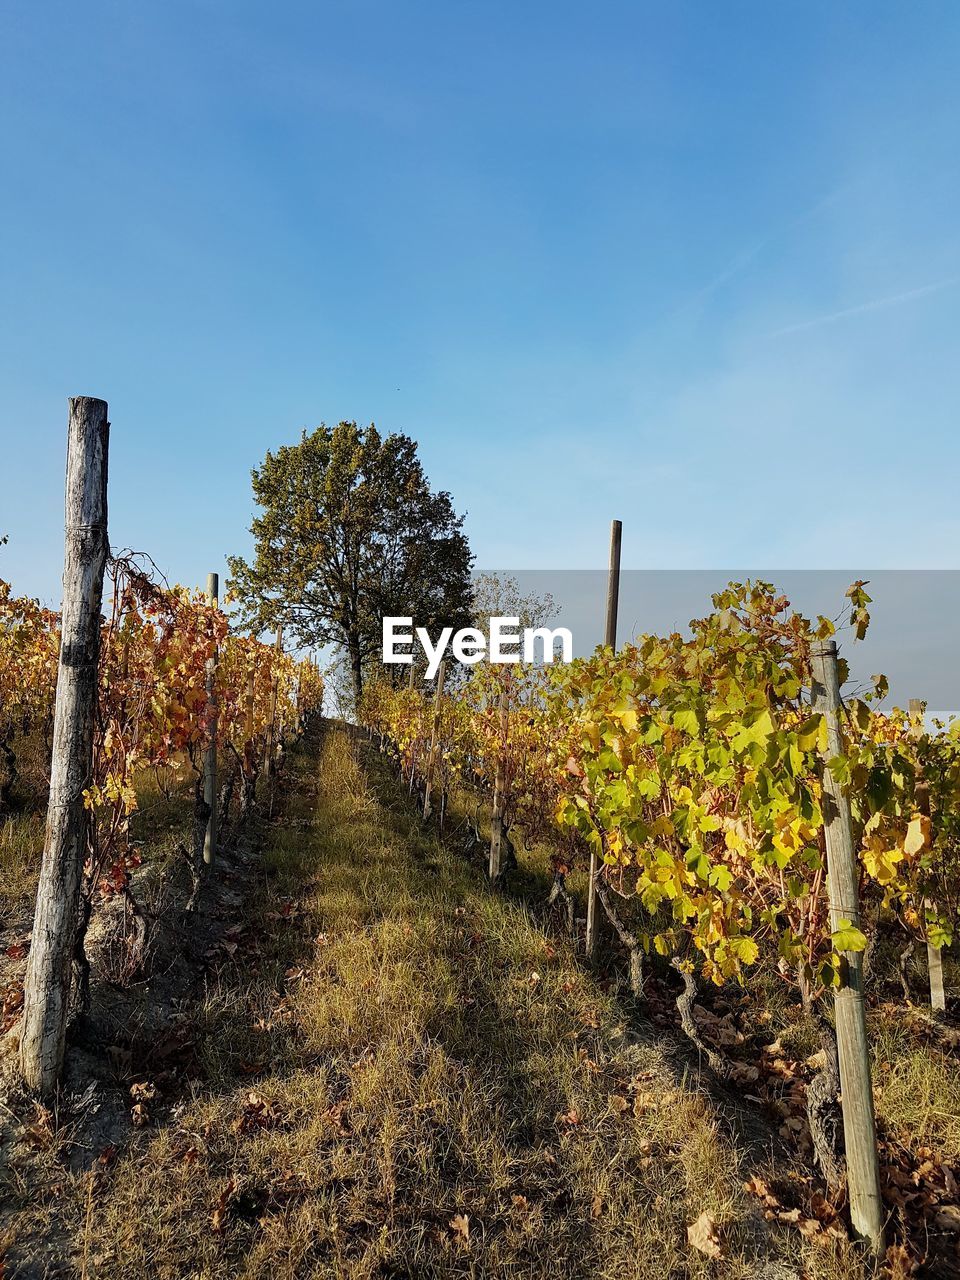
[227,422,474,704]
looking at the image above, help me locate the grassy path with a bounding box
[46,723,864,1280]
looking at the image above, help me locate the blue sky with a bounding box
[2,1,959,605]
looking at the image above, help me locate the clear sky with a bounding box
[2,1,959,605]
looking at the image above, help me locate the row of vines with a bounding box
[359,580,958,1223]
[1,557,323,983]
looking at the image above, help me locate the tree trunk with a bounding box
[806,1005,845,1189]
[596,882,644,997]
[670,958,729,1078]
[184,771,211,912]
[546,869,575,935]
[490,825,517,890]
[20,398,109,1097]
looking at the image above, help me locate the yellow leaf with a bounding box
[903,815,928,857]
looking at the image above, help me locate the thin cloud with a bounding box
[676,183,855,314]
[770,276,959,337]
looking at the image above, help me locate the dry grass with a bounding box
[39,725,871,1280]
[873,1018,960,1162]
[0,811,43,918]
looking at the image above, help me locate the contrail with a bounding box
[678,183,855,313]
[770,276,959,337]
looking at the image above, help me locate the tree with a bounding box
[227,422,474,707]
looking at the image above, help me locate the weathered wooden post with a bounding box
[488,686,510,880]
[585,518,621,958]
[407,666,420,792]
[811,640,885,1254]
[20,398,110,1096]
[264,624,283,781]
[909,698,946,1014]
[202,572,219,867]
[422,660,446,820]
[239,658,257,816]
[245,662,256,743]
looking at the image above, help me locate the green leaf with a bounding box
[729,936,759,965]
[831,918,867,953]
[672,708,700,737]
[708,864,733,891]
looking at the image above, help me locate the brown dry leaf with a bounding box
[232,1090,281,1135]
[591,1193,604,1219]
[449,1213,470,1245]
[744,1176,780,1212]
[687,1210,723,1259]
[130,1103,150,1128]
[728,1061,759,1085]
[211,1177,237,1235]
[608,1094,629,1114]
[884,1241,918,1278]
[1,980,24,1033]
[510,1195,529,1211]
[321,1102,351,1136]
[557,1108,580,1126]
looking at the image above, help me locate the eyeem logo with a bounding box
[382,617,574,679]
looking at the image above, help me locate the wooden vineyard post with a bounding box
[585,518,622,958]
[245,663,256,744]
[241,659,257,811]
[20,397,110,1096]
[422,660,446,820]
[488,686,509,881]
[909,698,946,1015]
[407,666,420,793]
[202,572,219,868]
[265,624,283,781]
[810,640,885,1254]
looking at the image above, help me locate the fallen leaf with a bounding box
[211,1177,237,1234]
[449,1213,470,1245]
[687,1210,723,1259]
